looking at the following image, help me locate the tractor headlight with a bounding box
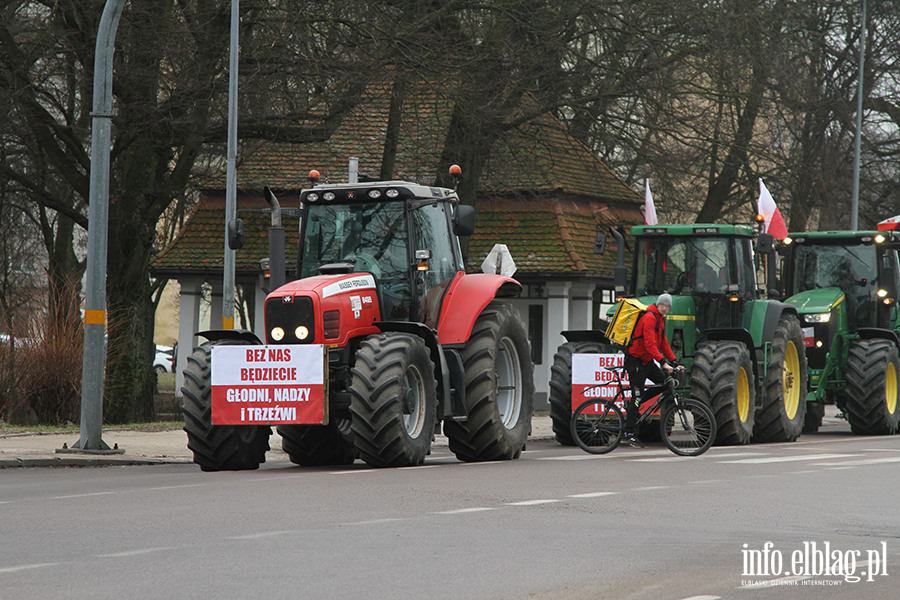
[271,327,285,341]
[295,326,309,340]
[803,313,831,324]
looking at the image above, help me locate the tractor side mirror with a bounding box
[454,204,476,237]
[756,232,775,254]
[881,254,900,296]
[227,218,244,250]
[593,233,607,255]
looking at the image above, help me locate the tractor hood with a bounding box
[785,288,845,315]
[269,273,377,300]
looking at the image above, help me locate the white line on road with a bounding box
[0,563,58,574]
[815,456,900,466]
[343,518,405,526]
[146,484,206,491]
[739,575,810,589]
[677,596,721,600]
[568,492,619,498]
[52,492,115,499]
[227,531,299,540]
[397,465,438,470]
[504,499,561,506]
[632,485,670,491]
[329,469,379,475]
[97,547,173,558]
[689,480,724,484]
[435,507,496,515]
[719,454,863,464]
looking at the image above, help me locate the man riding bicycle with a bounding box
[624,293,679,448]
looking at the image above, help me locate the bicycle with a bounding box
[569,365,717,456]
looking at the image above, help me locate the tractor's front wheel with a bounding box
[692,340,755,445]
[349,333,437,467]
[444,302,534,461]
[753,314,807,442]
[181,341,271,471]
[803,402,826,433]
[277,419,358,466]
[548,341,613,445]
[844,339,900,435]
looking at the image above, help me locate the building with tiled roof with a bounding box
[154,81,643,405]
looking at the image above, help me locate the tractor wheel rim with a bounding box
[886,362,898,415]
[402,365,426,438]
[783,340,800,420]
[737,366,750,422]
[496,336,523,429]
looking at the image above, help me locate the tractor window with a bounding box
[300,202,409,280]
[792,243,877,328]
[735,239,757,296]
[412,203,459,326]
[635,237,732,296]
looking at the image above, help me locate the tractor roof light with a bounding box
[783,237,793,245]
[878,289,889,298]
[307,192,319,202]
[368,189,382,199]
[385,188,399,198]
[875,234,886,243]
[308,169,320,184]
[861,236,873,243]
[728,294,740,302]
[323,192,335,201]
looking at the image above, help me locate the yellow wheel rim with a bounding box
[737,366,750,423]
[886,362,898,415]
[783,340,800,420]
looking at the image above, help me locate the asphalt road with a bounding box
[2,429,898,600]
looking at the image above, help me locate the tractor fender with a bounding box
[857,327,900,350]
[197,329,264,345]
[372,321,465,420]
[561,330,611,344]
[703,328,759,382]
[436,273,522,345]
[748,300,799,348]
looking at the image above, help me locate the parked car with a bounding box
[154,345,174,374]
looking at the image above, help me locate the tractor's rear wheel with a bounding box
[803,402,826,433]
[691,340,755,445]
[181,341,271,471]
[753,314,807,442]
[844,339,900,435]
[277,418,357,466]
[548,341,613,445]
[444,302,534,462]
[349,333,437,467]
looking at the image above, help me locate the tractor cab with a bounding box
[297,176,474,328]
[631,224,758,334]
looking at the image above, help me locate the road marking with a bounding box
[397,465,438,470]
[861,448,900,452]
[815,456,900,466]
[329,469,379,475]
[677,596,721,600]
[227,530,298,540]
[0,563,58,574]
[435,507,496,515]
[504,499,561,506]
[0,501,10,505]
[146,484,206,491]
[52,492,115,499]
[689,480,724,484]
[704,452,766,459]
[343,518,404,526]
[632,485,670,491]
[568,492,619,498]
[97,547,173,558]
[739,575,810,589]
[719,453,863,464]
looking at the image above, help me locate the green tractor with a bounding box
[549,224,808,446]
[781,230,900,435]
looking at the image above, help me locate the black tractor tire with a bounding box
[548,341,613,445]
[691,340,755,445]
[844,339,900,435]
[349,333,437,467]
[277,420,357,466]
[803,402,826,433]
[181,340,271,472]
[752,314,808,442]
[444,302,535,462]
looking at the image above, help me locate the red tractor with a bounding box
[182,168,534,469]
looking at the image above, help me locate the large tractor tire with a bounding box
[444,302,535,462]
[349,333,437,467]
[691,340,755,445]
[844,339,900,435]
[277,420,357,467]
[548,341,613,445]
[181,341,271,471]
[753,314,808,442]
[803,402,826,433]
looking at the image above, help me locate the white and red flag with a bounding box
[877,215,900,231]
[757,179,788,239]
[645,179,658,226]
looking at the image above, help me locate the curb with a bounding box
[0,456,193,469]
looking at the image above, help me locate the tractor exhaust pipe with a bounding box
[264,186,285,291]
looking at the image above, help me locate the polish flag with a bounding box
[757,179,788,239]
[645,179,658,226]
[877,215,900,231]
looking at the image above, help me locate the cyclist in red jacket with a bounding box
[624,293,678,448]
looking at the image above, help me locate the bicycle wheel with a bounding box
[570,399,624,454]
[661,398,717,456]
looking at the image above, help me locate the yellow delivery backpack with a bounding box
[605,298,649,348]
